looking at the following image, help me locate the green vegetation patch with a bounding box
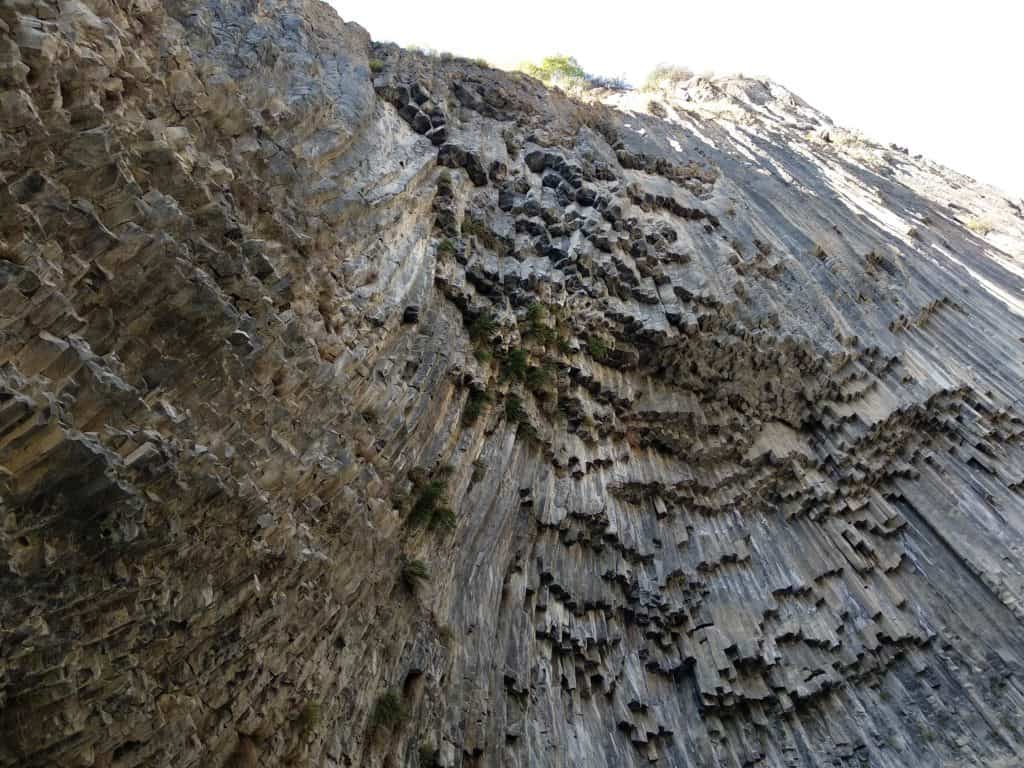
[407,477,455,531]
[370,691,405,731]
[400,558,429,591]
[642,64,694,91]
[517,54,629,92]
[463,387,490,425]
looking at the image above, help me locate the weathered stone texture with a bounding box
[2,1,1024,767]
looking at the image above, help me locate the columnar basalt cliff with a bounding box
[3,2,1024,767]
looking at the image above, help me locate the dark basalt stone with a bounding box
[576,186,598,207]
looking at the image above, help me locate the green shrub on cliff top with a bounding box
[642,64,694,91]
[517,55,629,92]
[518,54,588,89]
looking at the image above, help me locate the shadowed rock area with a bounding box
[3,1,1024,766]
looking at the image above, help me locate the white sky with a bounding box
[329,1,1023,199]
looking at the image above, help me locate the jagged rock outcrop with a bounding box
[3,2,1024,767]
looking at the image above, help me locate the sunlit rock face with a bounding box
[3,2,1024,766]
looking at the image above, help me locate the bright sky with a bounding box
[329,1,1023,199]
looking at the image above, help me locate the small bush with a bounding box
[523,303,558,347]
[299,701,321,732]
[517,54,629,92]
[461,215,497,249]
[517,419,539,442]
[525,364,551,394]
[501,348,529,381]
[463,387,490,425]
[471,458,487,484]
[437,238,456,255]
[369,59,385,74]
[965,216,996,236]
[526,302,546,331]
[410,479,445,517]
[400,558,429,591]
[642,64,694,92]
[468,311,497,344]
[405,46,449,61]
[434,507,456,529]
[460,216,480,236]
[419,745,441,768]
[504,393,525,422]
[370,691,405,731]
[518,54,588,89]
[436,171,455,199]
[587,335,610,362]
[534,328,558,348]
[503,393,538,442]
[408,478,455,530]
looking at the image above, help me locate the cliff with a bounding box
[2,1,1024,767]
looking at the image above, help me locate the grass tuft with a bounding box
[965,216,996,236]
[504,393,525,423]
[468,311,497,344]
[407,478,455,531]
[400,558,429,592]
[517,54,629,92]
[463,387,490,425]
[642,64,694,91]
[587,335,610,362]
[501,348,529,381]
[299,701,321,733]
[419,745,441,767]
[525,364,552,394]
[369,691,405,731]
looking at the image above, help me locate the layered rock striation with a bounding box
[3,1,1024,766]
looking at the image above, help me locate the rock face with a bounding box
[3,2,1024,766]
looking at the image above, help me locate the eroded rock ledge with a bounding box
[3,2,1024,767]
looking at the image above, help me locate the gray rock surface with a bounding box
[2,1,1024,766]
